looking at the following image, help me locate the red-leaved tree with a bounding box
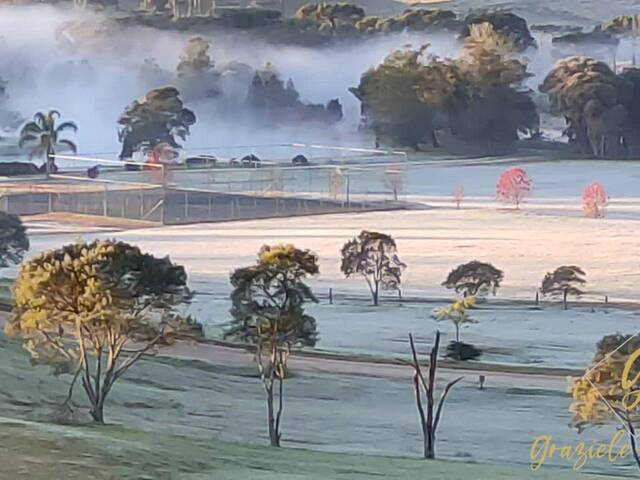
[496,167,532,209]
[582,182,608,218]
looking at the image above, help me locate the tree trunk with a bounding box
[90,401,105,424]
[46,145,55,177]
[563,289,568,310]
[266,384,279,447]
[370,280,379,306]
[625,415,640,471]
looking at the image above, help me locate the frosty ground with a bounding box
[5,157,640,478]
[0,325,635,478]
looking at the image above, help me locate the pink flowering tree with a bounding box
[496,167,532,209]
[582,182,608,218]
[453,185,464,209]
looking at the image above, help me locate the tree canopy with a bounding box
[442,261,504,298]
[433,296,477,344]
[0,212,29,269]
[246,63,342,125]
[350,24,538,150]
[461,11,535,51]
[540,265,586,309]
[19,110,78,172]
[540,57,640,159]
[340,230,405,306]
[570,334,640,468]
[176,37,221,102]
[6,240,199,423]
[117,87,196,160]
[227,244,319,347]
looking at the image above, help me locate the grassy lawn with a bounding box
[0,419,630,480]
[0,331,632,479]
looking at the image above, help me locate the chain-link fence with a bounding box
[0,145,409,224]
[0,182,405,225]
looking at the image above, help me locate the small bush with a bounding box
[445,341,482,361]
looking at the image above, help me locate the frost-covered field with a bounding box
[24,179,640,370]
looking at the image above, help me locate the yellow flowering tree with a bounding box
[6,240,200,423]
[226,244,319,447]
[433,296,477,343]
[570,334,640,469]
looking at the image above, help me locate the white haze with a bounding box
[0,4,636,157]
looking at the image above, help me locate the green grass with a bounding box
[0,419,629,480]
[0,332,631,479]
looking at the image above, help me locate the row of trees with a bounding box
[0,212,609,464]
[488,167,608,218]
[350,24,538,150]
[223,230,592,449]
[223,240,461,456]
[350,22,640,159]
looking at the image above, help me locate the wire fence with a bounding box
[0,144,411,224]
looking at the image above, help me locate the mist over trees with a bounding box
[350,24,538,151]
[18,110,77,172]
[117,87,196,160]
[246,63,343,125]
[460,11,536,51]
[540,57,640,159]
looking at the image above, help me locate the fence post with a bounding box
[346,175,351,207]
[329,288,333,305]
[160,193,165,224]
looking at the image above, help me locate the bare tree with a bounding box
[409,330,463,459]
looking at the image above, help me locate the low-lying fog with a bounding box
[0,4,637,156]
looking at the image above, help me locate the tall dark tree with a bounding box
[117,87,196,160]
[340,230,406,306]
[540,265,586,309]
[442,260,504,298]
[19,110,77,172]
[0,211,28,268]
[226,244,319,447]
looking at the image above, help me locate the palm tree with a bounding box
[19,110,78,173]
